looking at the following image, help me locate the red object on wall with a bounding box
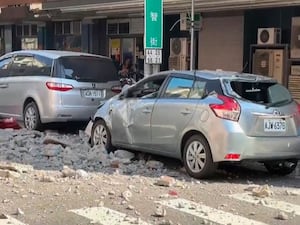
[0,117,21,129]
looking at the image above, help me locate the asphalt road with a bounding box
[0,156,299,225]
[0,125,299,225]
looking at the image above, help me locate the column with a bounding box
[37,23,45,50]
[4,25,12,53]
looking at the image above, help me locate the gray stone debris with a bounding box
[146,160,164,170]
[0,169,21,179]
[16,208,24,216]
[0,128,169,177]
[61,166,76,178]
[155,176,176,187]
[121,190,133,201]
[75,169,89,179]
[275,211,289,220]
[154,205,167,217]
[251,185,273,198]
[114,150,135,160]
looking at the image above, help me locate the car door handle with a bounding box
[0,83,8,88]
[142,108,152,114]
[180,109,192,115]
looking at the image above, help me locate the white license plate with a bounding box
[82,89,106,98]
[264,119,286,132]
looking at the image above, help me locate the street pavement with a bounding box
[0,128,299,225]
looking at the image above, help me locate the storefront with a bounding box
[107,18,144,72]
[15,23,38,50]
[53,20,82,51]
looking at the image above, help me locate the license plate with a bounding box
[82,89,106,98]
[264,119,286,132]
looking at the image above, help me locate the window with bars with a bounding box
[107,22,130,35]
[54,21,81,35]
[15,24,38,37]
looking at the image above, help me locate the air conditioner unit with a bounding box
[257,28,281,45]
[252,49,284,84]
[168,55,188,70]
[170,38,189,56]
[291,17,300,58]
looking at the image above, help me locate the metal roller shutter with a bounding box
[198,15,244,71]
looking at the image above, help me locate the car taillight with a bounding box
[209,95,241,121]
[46,82,73,92]
[224,154,240,160]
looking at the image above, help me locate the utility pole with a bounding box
[190,0,195,71]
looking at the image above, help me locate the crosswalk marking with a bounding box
[282,188,300,196]
[0,214,27,225]
[157,198,268,225]
[70,207,153,225]
[229,193,300,216]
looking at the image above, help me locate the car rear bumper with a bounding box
[214,132,300,162]
[41,105,98,123]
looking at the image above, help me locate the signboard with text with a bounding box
[144,0,163,49]
[145,49,162,64]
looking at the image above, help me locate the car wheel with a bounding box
[23,102,42,130]
[183,134,216,179]
[264,159,298,176]
[91,120,115,152]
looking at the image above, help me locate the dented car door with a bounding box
[111,97,155,148]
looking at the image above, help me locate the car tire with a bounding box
[264,159,298,176]
[91,120,115,152]
[23,102,42,131]
[183,134,217,179]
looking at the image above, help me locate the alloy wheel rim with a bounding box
[93,124,107,147]
[24,106,37,130]
[186,141,206,173]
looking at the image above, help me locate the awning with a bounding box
[0,0,43,8]
[0,6,34,22]
[42,0,300,15]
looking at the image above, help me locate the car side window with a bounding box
[0,57,12,78]
[32,55,53,76]
[10,55,34,76]
[189,80,207,99]
[127,77,166,98]
[163,77,194,98]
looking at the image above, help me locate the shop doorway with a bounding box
[109,37,144,74]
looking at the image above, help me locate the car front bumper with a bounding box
[85,120,93,137]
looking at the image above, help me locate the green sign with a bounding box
[144,0,163,49]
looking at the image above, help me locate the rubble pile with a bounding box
[0,129,169,177]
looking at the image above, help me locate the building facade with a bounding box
[1,0,300,99]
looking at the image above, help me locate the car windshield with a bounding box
[57,56,119,82]
[230,81,293,106]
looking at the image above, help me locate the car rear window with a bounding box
[57,56,119,82]
[230,81,293,106]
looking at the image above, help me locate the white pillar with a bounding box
[144,62,152,77]
[152,64,160,74]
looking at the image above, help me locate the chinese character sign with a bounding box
[145,0,163,49]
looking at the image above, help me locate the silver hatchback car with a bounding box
[0,50,120,130]
[86,70,300,178]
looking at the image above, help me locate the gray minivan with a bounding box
[0,50,120,130]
